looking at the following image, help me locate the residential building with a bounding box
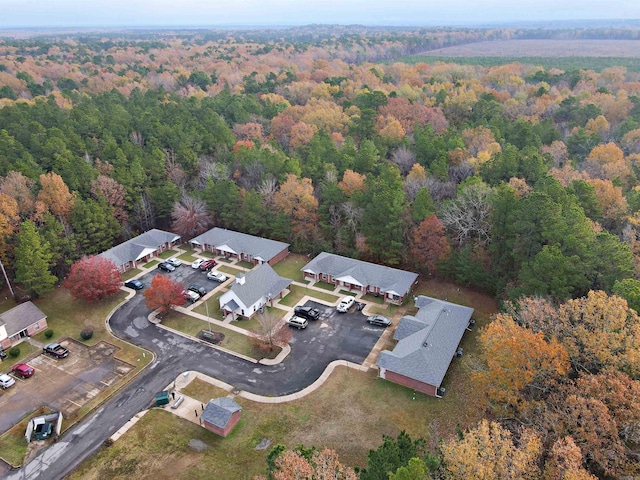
[189,228,289,266]
[0,302,48,351]
[99,229,181,273]
[376,296,474,397]
[301,252,418,304]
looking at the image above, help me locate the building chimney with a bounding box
[236,274,245,285]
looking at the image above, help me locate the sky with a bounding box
[0,0,639,28]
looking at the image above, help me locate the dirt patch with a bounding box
[188,439,210,451]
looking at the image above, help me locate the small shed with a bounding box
[201,397,242,437]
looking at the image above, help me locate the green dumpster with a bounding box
[155,390,170,406]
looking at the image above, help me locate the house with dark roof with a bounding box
[0,302,48,351]
[219,263,292,320]
[189,228,289,266]
[301,252,418,304]
[376,296,474,397]
[99,229,181,273]
[201,397,242,437]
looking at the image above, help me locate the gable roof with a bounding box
[302,252,418,297]
[201,397,242,428]
[99,229,181,267]
[376,296,473,389]
[190,228,289,263]
[0,302,47,337]
[219,263,291,310]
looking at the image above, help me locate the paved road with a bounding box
[3,269,383,480]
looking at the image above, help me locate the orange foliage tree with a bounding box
[274,174,318,244]
[37,172,75,220]
[409,214,450,274]
[143,274,186,314]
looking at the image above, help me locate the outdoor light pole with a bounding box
[205,299,212,332]
[0,260,14,299]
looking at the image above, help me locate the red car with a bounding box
[12,363,35,379]
[199,259,217,271]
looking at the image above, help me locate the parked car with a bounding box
[188,285,207,296]
[166,258,182,267]
[191,258,205,269]
[0,349,6,360]
[207,271,228,283]
[43,342,69,358]
[336,296,355,313]
[181,290,200,303]
[367,315,392,327]
[199,259,217,271]
[157,262,176,272]
[12,363,35,379]
[285,316,308,329]
[356,302,366,311]
[0,373,15,389]
[294,306,321,321]
[124,279,144,290]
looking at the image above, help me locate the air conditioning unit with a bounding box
[455,347,463,357]
[437,387,446,396]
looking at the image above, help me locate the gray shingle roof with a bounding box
[302,252,418,297]
[220,264,291,310]
[201,397,242,429]
[190,228,289,263]
[376,296,473,388]
[0,302,47,337]
[99,229,180,267]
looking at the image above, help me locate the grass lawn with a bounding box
[279,285,338,307]
[1,341,40,366]
[361,293,385,304]
[217,265,243,276]
[177,249,199,263]
[181,378,230,402]
[200,251,216,258]
[236,261,255,269]
[157,250,178,260]
[315,281,337,291]
[338,290,358,297]
[121,269,142,281]
[0,406,53,467]
[192,293,226,320]
[272,254,307,282]
[143,259,159,268]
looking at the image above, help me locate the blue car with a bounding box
[124,279,144,290]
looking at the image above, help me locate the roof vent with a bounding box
[236,274,245,285]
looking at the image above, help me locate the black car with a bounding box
[157,262,176,272]
[0,350,6,360]
[367,315,392,327]
[188,285,207,296]
[294,305,321,321]
[124,279,144,290]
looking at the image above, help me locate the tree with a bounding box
[543,437,597,480]
[360,431,426,480]
[171,195,211,239]
[441,420,542,480]
[37,172,75,220]
[63,256,121,302]
[0,171,35,219]
[143,274,186,314]
[440,180,492,246]
[388,458,430,480]
[260,447,357,480]
[90,175,128,224]
[612,278,640,312]
[70,198,121,256]
[273,174,318,249]
[15,220,57,297]
[409,215,450,274]
[338,170,366,196]
[251,313,292,352]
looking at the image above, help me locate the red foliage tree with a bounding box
[409,214,451,273]
[63,256,122,302]
[143,274,186,314]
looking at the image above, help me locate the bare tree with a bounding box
[132,193,156,232]
[251,312,292,352]
[448,161,475,185]
[171,195,211,239]
[341,201,363,233]
[390,146,416,175]
[257,176,278,205]
[440,182,493,245]
[403,173,428,202]
[239,160,264,190]
[425,176,457,202]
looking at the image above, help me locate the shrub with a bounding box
[44,329,54,339]
[80,328,93,340]
[8,346,20,357]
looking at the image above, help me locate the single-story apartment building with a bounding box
[201,397,242,437]
[219,263,292,320]
[376,296,474,397]
[0,302,48,351]
[99,229,181,273]
[189,228,289,266]
[301,252,418,304]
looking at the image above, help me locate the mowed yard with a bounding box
[69,279,497,480]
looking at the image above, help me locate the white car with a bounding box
[0,373,15,389]
[191,258,205,269]
[207,271,228,283]
[166,258,182,267]
[336,296,355,313]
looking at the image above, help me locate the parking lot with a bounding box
[0,339,133,433]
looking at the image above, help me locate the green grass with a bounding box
[1,341,39,365]
[315,281,337,291]
[157,249,178,260]
[181,378,231,403]
[0,406,53,466]
[237,261,255,269]
[217,265,243,276]
[362,293,385,304]
[177,249,199,263]
[192,293,226,320]
[143,259,159,268]
[120,269,142,281]
[339,290,358,297]
[280,284,339,307]
[200,251,216,258]
[272,254,307,282]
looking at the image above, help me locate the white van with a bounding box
[0,373,15,389]
[285,316,308,329]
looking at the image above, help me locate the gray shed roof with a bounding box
[201,397,242,428]
[222,264,291,310]
[376,296,473,388]
[302,252,418,297]
[190,228,289,263]
[99,229,180,267]
[0,302,47,337]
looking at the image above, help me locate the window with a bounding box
[34,323,40,331]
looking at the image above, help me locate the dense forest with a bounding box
[1,25,640,478]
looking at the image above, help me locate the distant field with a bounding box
[399,39,640,72]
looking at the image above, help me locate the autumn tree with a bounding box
[15,220,57,297]
[251,312,292,352]
[143,274,186,314]
[37,172,75,220]
[543,437,597,480]
[441,420,542,480]
[90,175,129,223]
[63,256,122,302]
[409,215,450,274]
[260,447,357,480]
[273,174,318,248]
[171,195,211,239]
[337,169,366,196]
[0,171,35,219]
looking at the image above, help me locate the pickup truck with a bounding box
[43,342,69,359]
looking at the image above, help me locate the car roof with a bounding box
[0,373,12,380]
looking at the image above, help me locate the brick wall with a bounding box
[384,370,437,397]
[268,247,290,266]
[26,319,48,336]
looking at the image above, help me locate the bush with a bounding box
[80,328,93,341]
[44,329,54,339]
[8,346,20,357]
